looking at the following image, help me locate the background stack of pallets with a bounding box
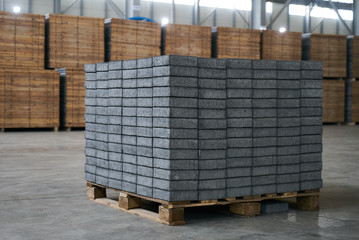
[0,12,59,130]
[45,14,104,129]
[105,18,161,61]
[212,27,260,59]
[347,36,359,123]
[262,30,302,61]
[303,33,346,123]
[162,24,211,58]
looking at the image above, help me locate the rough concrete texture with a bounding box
[0,126,358,239]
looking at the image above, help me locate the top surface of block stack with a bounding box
[46,14,105,70]
[84,55,323,202]
[0,12,45,69]
[162,24,211,58]
[212,27,260,60]
[105,18,161,61]
[303,33,346,78]
[262,30,302,61]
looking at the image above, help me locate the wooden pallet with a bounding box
[214,27,260,59]
[323,79,345,123]
[0,68,60,129]
[163,24,211,58]
[348,36,359,78]
[0,12,45,69]
[87,182,320,226]
[46,14,105,70]
[262,30,302,61]
[0,127,59,132]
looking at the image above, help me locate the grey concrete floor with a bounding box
[0,126,358,240]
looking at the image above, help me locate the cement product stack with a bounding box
[347,36,359,123]
[84,55,323,202]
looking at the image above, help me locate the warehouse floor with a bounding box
[0,126,358,240]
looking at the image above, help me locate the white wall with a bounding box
[0,0,354,35]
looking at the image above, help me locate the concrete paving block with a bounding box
[226,167,251,178]
[107,107,122,116]
[252,175,276,185]
[277,154,300,165]
[137,108,153,117]
[227,119,252,128]
[137,136,152,147]
[199,119,226,129]
[85,156,96,165]
[85,72,97,81]
[301,135,322,144]
[96,62,109,72]
[96,106,109,116]
[227,69,252,79]
[154,159,198,170]
[198,190,226,201]
[199,139,226,150]
[123,59,137,69]
[252,184,276,195]
[137,68,153,78]
[261,200,289,214]
[199,109,226,119]
[301,70,322,79]
[226,59,252,69]
[278,117,300,127]
[122,126,137,136]
[278,99,300,108]
[154,168,198,180]
[199,179,226,190]
[95,141,108,151]
[277,183,300,193]
[109,89,122,97]
[122,79,137,88]
[252,166,276,177]
[123,162,137,174]
[137,98,152,107]
[137,175,153,187]
[227,108,252,118]
[96,72,108,81]
[278,70,300,79]
[152,128,170,138]
[153,179,198,191]
[277,61,301,70]
[278,80,300,89]
[108,179,122,190]
[278,136,301,146]
[252,109,277,118]
[277,164,300,174]
[84,114,96,123]
[153,76,197,87]
[123,69,137,79]
[85,106,96,115]
[276,173,300,183]
[253,70,277,79]
[136,185,152,198]
[198,57,226,69]
[109,61,122,70]
[301,126,323,135]
[227,89,252,99]
[278,89,300,99]
[301,117,322,126]
[95,132,107,141]
[253,89,277,99]
[252,147,276,157]
[122,135,136,145]
[137,146,153,157]
[252,156,276,166]
[107,116,122,125]
[122,107,136,117]
[108,143,122,152]
[86,89,97,97]
[95,175,109,186]
[122,117,136,126]
[109,152,122,162]
[278,146,300,155]
[253,128,277,137]
[278,108,300,118]
[300,180,322,191]
[152,87,170,97]
[137,166,153,177]
[227,147,252,157]
[137,88,152,98]
[122,98,136,107]
[199,169,226,180]
[227,157,252,168]
[301,162,322,172]
[96,167,109,177]
[153,138,198,149]
[85,98,96,106]
[199,89,226,99]
[278,127,300,137]
[108,169,122,180]
[137,57,153,68]
[252,60,276,69]
[199,159,226,169]
[85,164,96,174]
[227,99,251,108]
[85,172,96,182]
[300,171,322,181]
[123,89,137,98]
[153,148,198,160]
[85,81,96,89]
[301,61,322,70]
[301,89,322,98]
[227,187,251,198]
[85,63,96,72]
[199,68,226,79]
[199,149,226,160]
[226,177,251,188]
[253,118,277,128]
[108,79,122,88]
[108,70,122,80]
[199,79,226,89]
[253,137,277,147]
[301,79,322,89]
[153,55,197,67]
[96,98,109,108]
[227,79,252,88]
[123,145,136,155]
[301,107,322,117]
[137,78,152,88]
[137,156,153,167]
[301,144,322,154]
[253,80,277,89]
[122,181,136,193]
[227,138,252,148]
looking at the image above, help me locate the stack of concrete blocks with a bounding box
[84,55,323,202]
[300,62,323,190]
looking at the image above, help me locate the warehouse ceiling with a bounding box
[269,0,353,10]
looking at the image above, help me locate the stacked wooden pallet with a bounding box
[347,36,359,78]
[351,81,359,123]
[162,24,211,58]
[0,69,59,129]
[262,30,302,61]
[0,12,44,69]
[105,18,161,61]
[212,27,260,59]
[58,69,85,128]
[45,14,105,70]
[323,80,345,123]
[303,33,347,78]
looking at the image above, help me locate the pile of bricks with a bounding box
[84,55,323,202]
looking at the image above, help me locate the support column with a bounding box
[320,20,324,33]
[251,0,262,29]
[28,0,32,13]
[54,0,61,14]
[80,0,83,16]
[0,0,3,12]
[150,1,154,20]
[105,1,108,18]
[171,0,176,24]
[287,5,290,32]
[303,5,310,33]
[126,0,133,18]
[354,0,359,35]
[193,0,199,25]
[336,20,340,34]
[213,8,217,27]
[232,10,236,28]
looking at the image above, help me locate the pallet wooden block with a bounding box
[163,24,211,58]
[323,79,345,123]
[262,30,302,61]
[46,14,104,70]
[86,182,320,226]
[0,11,45,69]
[213,27,260,59]
[0,68,60,129]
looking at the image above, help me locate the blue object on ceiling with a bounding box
[127,17,156,23]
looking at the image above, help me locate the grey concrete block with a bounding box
[253,128,276,137]
[278,136,300,146]
[278,146,300,155]
[300,171,322,181]
[301,126,323,135]
[153,66,198,77]
[253,70,277,79]
[122,117,136,126]
[227,157,252,168]
[154,168,198,180]
[85,63,96,73]
[252,147,276,157]
[85,98,96,106]
[123,163,136,174]
[278,80,300,89]
[96,167,109,177]
[137,68,153,78]
[199,149,226,160]
[227,138,252,148]
[301,89,322,98]
[253,80,277,89]
[84,114,96,123]
[300,180,322,191]
[277,183,300,193]
[198,179,226,190]
[301,61,322,70]
[137,78,152,88]
[301,117,322,126]
[85,164,96,174]
[301,70,322,79]
[137,57,153,68]
[277,155,300,165]
[252,184,276,195]
[227,89,252,98]
[278,117,300,127]
[226,187,251,198]
[137,107,153,117]
[199,89,226,99]
[85,172,96,182]
[109,89,122,97]
[108,143,122,152]
[261,200,289,214]
[152,189,198,201]
[153,138,198,149]
[199,68,226,79]
[122,79,137,88]
[301,107,322,117]
[153,76,197,87]
[96,150,108,160]
[301,162,322,172]
[253,118,277,128]
[278,71,300,79]
[277,164,300,174]
[85,81,96,89]
[199,119,227,129]
[108,169,122,180]
[137,136,152,147]
[122,135,136,145]
[153,55,197,67]
[137,156,153,167]
[122,172,136,183]
[277,61,301,70]
[109,61,122,70]
[153,148,198,160]
[253,137,277,147]
[252,60,276,69]
[122,126,137,136]
[96,62,109,72]
[226,59,252,69]
[199,159,226,169]
[227,69,252,79]
[109,152,122,162]
[137,166,153,177]
[153,128,197,139]
[278,108,300,117]
[85,156,96,165]
[276,173,299,183]
[95,175,109,186]
[107,107,122,116]
[108,70,122,79]
[199,139,226,150]
[278,89,300,99]
[301,98,322,107]
[301,135,322,144]
[108,79,122,88]
[301,79,322,89]
[123,146,136,156]
[136,185,152,198]
[123,59,137,69]
[85,72,97,81]
[227,108,252,118]
[199,79,226,89]
[137,146,152,157]
[154,159,198,170]
[122,107,136,116]
[198,57,226,69]
[226,167,251,178]
[252,175,276,185]
[137,175,153,187]
[227,148,252,157]
[253,90,277,99]
[123,69,137,79]
[122,181,136,193]
[227,119,252,128]
[108,179,122,190]
[137,98,152,107]
[226,177,251,188]
[301,144,322,154]
[252,166,276,177]
[278,99,300,108]
[96,72,108,81]
[226,99,251,108]
[227,79,252,88]
[122,98,136,107]
[153,179,197,191]
[278,127,300,137]
[137,88,152,98]
[199,169,225,180]
[252,156,276,166]
[198,190,226,201]
[253,109,277,118]
[96,98,108,107]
